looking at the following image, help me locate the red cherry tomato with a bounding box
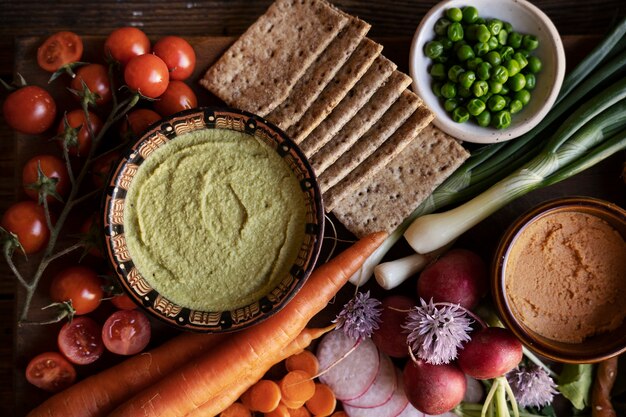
[26,352,76,392]
[79,215,103,258]
[50,266,103,315]
[70,63,112,105]
[153,36,197,81]
[22,154,70,203]
[2,86,57,135]
[58,316,104,365]
[121,108,162,138]
[124,54,170,99]
[37,31,83,72]
[0,200,50,254]
[111,294,138,310]
[91,151,120,189]
[57,109,103,157]
[104,27,150,66]
[153,80,198,117]
[102,309,151,355]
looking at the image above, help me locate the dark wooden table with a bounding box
[1,1,625,416]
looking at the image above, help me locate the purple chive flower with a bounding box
[507,364,558,408]
[334,291,382,340]
[402,298,472,365]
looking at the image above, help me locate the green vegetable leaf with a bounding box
[557,364,594,410]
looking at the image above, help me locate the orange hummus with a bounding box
[505,210,626,343]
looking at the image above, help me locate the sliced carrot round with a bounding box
[243,379,282,413]
[306,383,336,416]
[264,403,290,417]
[289,406,312,417]
[219,401,251,417]
[280,370,316,405]
[286,350,320,376]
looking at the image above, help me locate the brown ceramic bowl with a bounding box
[493,196,626,363]
[103,107,324,333]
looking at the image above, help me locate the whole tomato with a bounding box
[37,31,83,72]
[91,151,120,189]
[120,108,162,138]
[111,294,138,310]
[22,154,70,203]
[2,86,57,135]
[79,215,104,258]
[153,80,198,117]
[153,36,196,81]
[0,200,50,254]
[50,266,103,315]
[124,54,170,99]
[57,109,103,157]
[104,27,150,66]
[70,63,112,105]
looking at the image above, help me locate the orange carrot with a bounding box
[26,332,227,417]
[281,396,307,410]
[286,350,319,376]
[305,383,336,416]
[280,370,316,405]
[289,406,312,417]
[244,379,282,413]
[110,232,387,417]
[265,403,290,417]
[220,402,252,417]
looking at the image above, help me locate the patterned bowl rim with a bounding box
[102,107,325,333]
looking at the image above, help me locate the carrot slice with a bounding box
[244,379,282,413]
[305,383,336,416]
[220,402,251,417]
[289,406,312,417]
[285,350,319,376]
[280,370,316,404]
[265,403,290,417]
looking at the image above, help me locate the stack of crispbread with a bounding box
[201,0,470,237]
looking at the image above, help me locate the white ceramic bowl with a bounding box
[410,0,565,144]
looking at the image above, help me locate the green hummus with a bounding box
[124,128,306,311]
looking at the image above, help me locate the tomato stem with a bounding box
[3,243,29,290]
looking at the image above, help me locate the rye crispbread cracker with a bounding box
[199,0,348,116]
[318,89,421,193]
[287,37,382,143]
[331,125,469,237]
[299,55,396,158]
[265,15,370,130]
[309,70,412,175]
[324,105,435,212]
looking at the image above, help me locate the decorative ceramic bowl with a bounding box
[103,107,324,333]
[492,197,626,363]
[409,0,565,144]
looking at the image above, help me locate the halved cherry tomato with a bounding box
[102,309,151,355]
[153,36,197,81]
[2,86,57,135]
[57,109,103,157]
[104,27,150,66]
[153,80,198,117]
[22,154,70,203]
[1,200,50,254]
[111,294,138,310]
[37,31,83,72]
[70,63,112,105]
[58,316,104,365]
[50,266,103,315]
[26,352,76,392]
[124,54,170,99]
[120,108,162,138]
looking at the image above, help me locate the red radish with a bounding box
[403,359,466,415]
[371,295,414,358]
[417,249,487,310]
[343,368,409,417]
[344,350,396,408]
[458,327,522,380]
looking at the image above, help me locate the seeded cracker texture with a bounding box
[200,0,348,116]
[331,125,469,237]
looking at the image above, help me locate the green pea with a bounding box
[488,19,503,35]
[513,52,528,69]
[500,83,510,95]
[516,48,530,58]
[458,71,476,89]
[522,34,539,50]
[476,24,491,43]
[448,65,465,82]
[475,17,486,25]
[432,82,443,97]
[528,56,542,73]
[477,62,492,80]
[500,46,515,61]
[508,73,526,92]
[503,95,511,108]
[475,110,491,127]
[515,89,531,106]
[435,55,449,64]
[491,65,509,84]
[446,7,463,22]
[439,37,453,50]
[425,40,444,59]
[452,106,470,123]
[485,51,501,66]
[508,32,522,48]
[497,29,508,45]
[474,42,490,56]
[467,57,483,70]
[444,98,460,112]
[493,110,512,129]
[510,99,524,114]
[467,98,486,116]
[487,36,499,50]
[456,44,475,61]
[487,94,506,112]
[435,18,452,36]
[465,24,478,42]
[448,22,464,41]
[472,80,489,97]
[488,80,503,94]
[482,91,493,102]
[430,63,447,80]
[453,39,467,52]
[441,82,457,99]
[525,73,537,90]
[506,59,521,77]
[503,21,513,33]
[458,85,472,98]
[462,6,479,23]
